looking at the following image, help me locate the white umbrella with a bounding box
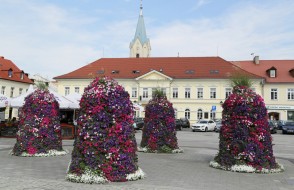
[133,103,144,112]
[10,85,78,109]
[65,92,81,108]
[10,85,35,108]
[0,94,10,108]
[48,87,79,109]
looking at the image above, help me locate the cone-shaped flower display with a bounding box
[140,93,182,153]
[66,77,144,184]
[12,89,66,157]
[210,86,283,173]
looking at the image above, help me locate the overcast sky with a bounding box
[0,0,293,79]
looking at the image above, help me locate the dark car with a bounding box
[214,121,222,132]
[282,121,294,134]
[268,121,277,134]
[277,120,286,130]
[134,117,144,130]
[180,118,190,128]
[175,119,183,131]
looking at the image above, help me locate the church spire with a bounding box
[129,0,151,58]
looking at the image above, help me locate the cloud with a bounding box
[151,1,294,60]
[0,0,293,81]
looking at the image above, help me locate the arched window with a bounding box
[173,108,178,119]
[197,109,203,120]
[185,109,190,120]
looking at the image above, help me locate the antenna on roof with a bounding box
[178,52,180,57]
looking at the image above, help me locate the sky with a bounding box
[0,0,293,80]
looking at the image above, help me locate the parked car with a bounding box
[282,121,294,134]
[214,121,222,132]
[191,119,216,132]
[175,119,183,131]
[277,120,287,130]
[180,118,190,128]
[268,121,277,134]
[134,117,144,130]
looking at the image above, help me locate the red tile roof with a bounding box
[0,56,33,84]
[54,57,262,80]
[231,60,294,83]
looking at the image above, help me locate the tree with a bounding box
[66,77,144,183]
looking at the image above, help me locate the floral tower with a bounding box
[210,84,283,173]
[66,77,144,184]
[12,88,66,157]
[140,90,182,153]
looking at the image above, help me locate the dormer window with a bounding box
[111,70,119,74]
[20,72,24,80]
[8,69,13,77]
[267,66,277,78]
[289,69,294,77]
[270,70,276,78]
[132,70,140,74]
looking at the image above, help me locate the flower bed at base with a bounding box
[209,161,284,174]
[66,167,145,184]
[137,146,184,154]
[10,149,68,157]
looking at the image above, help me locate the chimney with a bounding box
[253,55,259,64]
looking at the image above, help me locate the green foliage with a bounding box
[152,88,165,98]
[36,82,48,90]
[230,74,253,88]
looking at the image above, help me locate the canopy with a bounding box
[133,103,144,112]
[0,94,10,108]
[65,92,81,108]
[10,85,78,109]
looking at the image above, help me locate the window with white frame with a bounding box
[197,88,203,99]
[210,88,216,99]
[1,86,5,95]
[185,88,191,98]
[143,88,148,98]
[173,88,178,98]
[225,88,232,99]
[271,88,278,100]
[65,87,70,96]
[132,87,137,98]
[270,70,276,78]
[19,88,23,95]
[288,88,294,100]
[10,87,14,97]
[185,109,190,119]
[75,87,80,93]
[197,109,203,120]
[174,108,177,119]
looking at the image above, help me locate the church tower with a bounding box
[130,0,151,58]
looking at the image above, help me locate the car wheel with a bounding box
[205,127,208,132]
[192,129,195,132]
[282,130,287,134]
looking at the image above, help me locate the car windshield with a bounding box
[199,120,208,124]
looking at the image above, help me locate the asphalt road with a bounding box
[0,129,293,190]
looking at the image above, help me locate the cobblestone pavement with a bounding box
[0,129,294,190]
